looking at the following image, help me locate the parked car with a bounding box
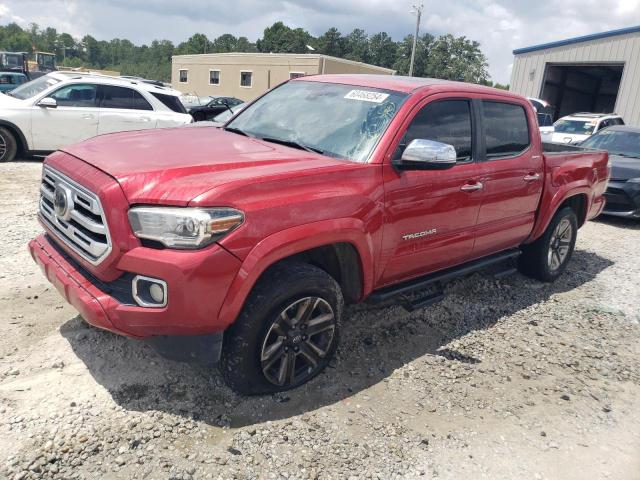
[211,103,245,125]
[189,96,243,122]
[29,75,609,394]
[528,97,554,143]
[0,72,191,162]
[580,125,640,218]
[0,72,28,92]
[551,113,624,144]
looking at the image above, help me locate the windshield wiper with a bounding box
[260,137,324,155]
[223,126,250,137]
[612,152,640,159]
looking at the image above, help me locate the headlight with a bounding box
[128,207,244,249]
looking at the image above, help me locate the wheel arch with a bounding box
[527,188,591,243]
[217,219,375,328]
[0,119,28,155]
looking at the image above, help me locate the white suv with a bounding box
[0,72,192,162]
[550,113,625,145]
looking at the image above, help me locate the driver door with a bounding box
[379,97,483,286]
[30,83,99,151]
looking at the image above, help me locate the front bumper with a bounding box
[28,234,243,339]
[602,181,640,218]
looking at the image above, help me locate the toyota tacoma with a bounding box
[29,75,609,394]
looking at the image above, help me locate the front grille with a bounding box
[38,166,112,265]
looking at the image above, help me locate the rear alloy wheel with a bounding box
[260,297,336,388]
[547,217,573,272]
[519,206,578,282]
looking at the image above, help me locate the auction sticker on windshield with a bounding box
[344,90,390,103]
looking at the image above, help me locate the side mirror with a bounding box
[395,139,457,170]
[37,97,57,108]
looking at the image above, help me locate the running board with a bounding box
[368,249,521,305]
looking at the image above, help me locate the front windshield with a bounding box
[9,75,60,100]
[227,81,408,162]
[581,130,640,158]
[554,119,595,135]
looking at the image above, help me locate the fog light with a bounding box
[132,275,168,308]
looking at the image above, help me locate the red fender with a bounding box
[217,218,375,328]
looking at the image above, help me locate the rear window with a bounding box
[151,92,187,113]
[482,101,530,159]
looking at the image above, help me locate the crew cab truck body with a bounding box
[28,75,609,394]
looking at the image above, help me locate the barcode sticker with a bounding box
[344,90,390,103]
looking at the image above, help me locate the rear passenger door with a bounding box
[473,100,544,258]
[97,85,157,135]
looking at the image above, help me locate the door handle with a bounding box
[139,116,151,122]
[523,173,541,182]
[460,181,484,192]
[82,113,95,120]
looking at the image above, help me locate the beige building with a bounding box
[510,26,640,125]
[171,53,395,101]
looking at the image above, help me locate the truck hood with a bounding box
[610,155,640,181]
[61,126,354,206]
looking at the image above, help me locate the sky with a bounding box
[1,0,639,83]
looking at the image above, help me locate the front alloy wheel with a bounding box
[261,297,336,387]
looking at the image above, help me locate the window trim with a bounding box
[478,99,532,162]
[209,69,221,86]
[391,97,478,166]
[179,69,188,84]
[240,70,253,88]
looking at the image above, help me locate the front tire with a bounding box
[519,207,578,282]
[220,262,343,395]
[0,127,18,163]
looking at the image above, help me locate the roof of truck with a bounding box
[297,74,518,97]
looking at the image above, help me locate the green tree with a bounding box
[257,22,312,53]
[343,29,369,62]
[368,32,397,69]
[317,27,344,57]
[425,34,489,83]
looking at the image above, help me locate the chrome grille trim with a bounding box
[38,166,112,265]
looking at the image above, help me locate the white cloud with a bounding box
[0,0,639,83]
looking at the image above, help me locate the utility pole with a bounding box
[409,3,423,77]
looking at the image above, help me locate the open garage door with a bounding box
[540,64,624,121]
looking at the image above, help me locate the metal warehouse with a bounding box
[171,53,395,101]
[510,25,640,125]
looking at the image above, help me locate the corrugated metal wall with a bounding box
[510,32,640,125]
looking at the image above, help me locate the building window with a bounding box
[240,71,252,88]
[209,70,220,85]
[179,69,188,83]
[289,72,305,79]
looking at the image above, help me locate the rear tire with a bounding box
[518,207,578,282]
[220,262,343,395]
[0,127,18,163]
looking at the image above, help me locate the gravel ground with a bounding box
[1,160,639,480]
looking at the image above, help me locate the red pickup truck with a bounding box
[29,75,608,394]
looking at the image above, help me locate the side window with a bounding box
[482,101,530,159]
[179,69,188,83]
[209,70,220,85]
[396,100,473,162]
[49,84,97,107]
[598,119,610,131]
[99,85,153,111]
[240,71,252,88]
